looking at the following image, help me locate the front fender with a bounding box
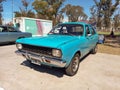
[60,39,83,68]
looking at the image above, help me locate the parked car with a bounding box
[0,25,32,44]
[98,34,105,44]
[15,22,98,76]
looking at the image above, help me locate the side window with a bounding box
[89,26,96,35]
[8,27,14,32]
[2,27,8,32]
[8,27,17,32]
[70,26,83,35]
[0,27,3,32]
[85,25,91,36]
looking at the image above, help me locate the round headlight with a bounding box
[16,43,22,50]
[52,49,62,58]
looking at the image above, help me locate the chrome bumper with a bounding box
[15,50,66,68]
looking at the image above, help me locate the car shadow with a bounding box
[21,60,65,78]
[20,53,91,78]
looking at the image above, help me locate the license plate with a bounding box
[31,59,41,65]
[27,54,42,65]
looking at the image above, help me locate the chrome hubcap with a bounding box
[72,56,79,72]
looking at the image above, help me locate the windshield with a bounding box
[7,27,21,32]
[49,24,84,36]
[0,26,21,32]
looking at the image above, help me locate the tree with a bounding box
[61,4,87,22]
[93,0,120,29]
[90,5,97,24]
[113,14,120,30]
[32,0,48,19]
[113,6,120,30]
[61,4,72,21]
[0,0,5,24]
[14,0,35,18]
[56,12,64,23]
[32,0,65,25]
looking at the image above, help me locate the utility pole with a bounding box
[12,0,14,22]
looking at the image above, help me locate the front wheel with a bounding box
[65,53,80,76]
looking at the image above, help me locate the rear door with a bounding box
[82,25,93,55]
[88,25,98,48]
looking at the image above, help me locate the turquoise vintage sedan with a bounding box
[15,22,98,76]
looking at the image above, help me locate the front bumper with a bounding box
[15,50,66,68]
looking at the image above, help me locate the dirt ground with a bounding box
[0,44,120,90]
[98,44,120,55]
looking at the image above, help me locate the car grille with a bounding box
[22,44,52,56]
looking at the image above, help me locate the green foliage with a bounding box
[32,0,48,19]
[98,31,120,35]
[61,4,87,22]
[33,1,48,14]
[32,0,65,25]
[0,0,5,25]
[14,0,35,18]
[93,0,120,28]
[113,14,120,30]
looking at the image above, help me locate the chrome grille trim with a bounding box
[22,44,52,56]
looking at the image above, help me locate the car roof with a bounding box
[61,22,89,25]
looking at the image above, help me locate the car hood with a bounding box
[16,35,78,48]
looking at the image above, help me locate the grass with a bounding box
[97,31,120,55]
[98,44,120,55]
[98,31,120,36]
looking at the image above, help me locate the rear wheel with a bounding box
[91,44,98,54]
[65,53,80,76]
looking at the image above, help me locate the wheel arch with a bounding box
[65,50,81,68]
[75,51,81,58]
[65,50,81,76]
[17,36,25,39]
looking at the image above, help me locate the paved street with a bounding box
[0,44,120,90]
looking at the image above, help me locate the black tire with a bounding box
[21,59,32,66]
[27,59,31,63]
[65,53,80,76]
[91,44,98,54]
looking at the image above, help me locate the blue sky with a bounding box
[3,0,34,23]
[2,0,95,23]
[3,0,120,23]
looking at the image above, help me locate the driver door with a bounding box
[85,25,93,52]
